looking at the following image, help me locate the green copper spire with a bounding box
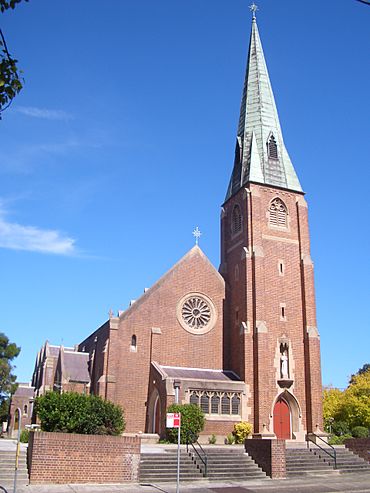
[225,11,302,201]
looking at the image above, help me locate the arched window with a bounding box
[23,404,28,415]
[200,394,210,414]
[190,392,199,407]
[267,134,278,159]
[130,334,137,352]
[269,198,288,228]
[231,395,240,415]
[211,395,220,414]
[232,205,242,235]
[221,395,231,415]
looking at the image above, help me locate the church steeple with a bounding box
[225,10,302,201]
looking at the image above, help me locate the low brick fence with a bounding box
[344,438,370,463]
[28,432,141,484]
[244,439,286,479]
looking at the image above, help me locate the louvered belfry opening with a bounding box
[232,204,242,234]
[268,134,278,160]
[269,198,287,227]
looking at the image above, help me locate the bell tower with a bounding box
[220,8,323,439]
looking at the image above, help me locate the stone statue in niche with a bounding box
[280,343,289,379]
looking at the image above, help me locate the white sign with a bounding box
[166,412,181,428]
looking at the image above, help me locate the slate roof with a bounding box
[63,352,90,383]
[225,15,302,201]
[156,364,240,382]
[13,384,35,398]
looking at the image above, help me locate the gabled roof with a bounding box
[62,351,90,383]
[225,14,302,201]
[117,245,224,322]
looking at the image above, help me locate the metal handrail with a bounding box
[306,433,337,469]
[186,430,208,476]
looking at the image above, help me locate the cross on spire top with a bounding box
[249,2,259,19]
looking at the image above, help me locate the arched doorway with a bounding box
[273,397,291,439]
[153,395,161,435]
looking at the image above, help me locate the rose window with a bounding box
[182,296,211,329]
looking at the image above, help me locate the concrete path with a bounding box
[2,473,368,493]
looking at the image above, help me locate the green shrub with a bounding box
[331,420,350,436]
[208,433,217,445]
[226,433,235,445]
[351,426,369,438]
[232,421,253,444]
[19,429,29,443]
[329,433,352,445]
[35,391,125,435]
[166,404,205,444]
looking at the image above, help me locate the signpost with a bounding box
[166,411,181,493]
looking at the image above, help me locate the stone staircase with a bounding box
[200,447,267,481]
[286,446,370,477]
[335,447,370,474]
[140,446,267,483]
[140,449,203,483]
[0,449,29,492]
[286,447,336,477]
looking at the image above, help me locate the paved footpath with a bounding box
[6,473,370,493]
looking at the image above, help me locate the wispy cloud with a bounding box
[0,206,76,255]
[15,106,73,121]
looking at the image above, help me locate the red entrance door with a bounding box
[273,398,291,439]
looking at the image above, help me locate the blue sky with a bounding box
[1,0,369,390]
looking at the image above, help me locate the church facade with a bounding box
[30,12,323,442]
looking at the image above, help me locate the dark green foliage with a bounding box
[166,404,205,444]
[20,429,29,443]
[331,420,350,437]
[0,333,20,401]
[35,391,125,435]
[351,426,369,438]
[0,398,10,423]
[0,0,28,13]
[350,363,370,384]
[329,433,352,445]
[0,0,27,114]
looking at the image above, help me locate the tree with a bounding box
[323,368,370,436]
[0,332,20,425]
[35,391,125,435]
[0,0,28,116]
[0,332,20,398]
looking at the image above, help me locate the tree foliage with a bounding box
[323,367,370,437]
[0,0,27,115]
[35,391,125,435]
[166,404,205,444]
[232,421,253,444]
[0,332,20,399]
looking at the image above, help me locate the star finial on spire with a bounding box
[192,226,202,246]
[249,2,259,19]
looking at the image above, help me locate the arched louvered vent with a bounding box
[232,204,242,234]
[269,198,288,228]
[267,135,278,160]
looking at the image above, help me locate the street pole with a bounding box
[174,380,181,493]
[13,407,22,493]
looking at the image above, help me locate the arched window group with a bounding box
[232,204,242,235]
[269,198,288,228]
[189,390,241,416]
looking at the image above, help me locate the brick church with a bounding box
[14,10,324,442]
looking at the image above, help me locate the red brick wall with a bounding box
[28,432,141,484]
[221,183,323,434]
[244,439,286,478]
[344,438,370,463]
